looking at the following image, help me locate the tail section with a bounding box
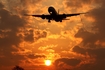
[58,9,59,14]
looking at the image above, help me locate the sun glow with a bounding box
[45,60,52,66]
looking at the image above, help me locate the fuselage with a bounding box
[48,6,63,22]
[48,6,58,15]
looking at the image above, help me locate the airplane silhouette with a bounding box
[25,6,86,22]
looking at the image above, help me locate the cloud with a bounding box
[27,54,46,59]
[1,0,43,15]
[0,2,47,69]
[0,2,27,67]
[0,2,25,52]
[63,0,99,8]
[24,30,34,42]
[1,0,105,70]
[71,0,105,70]
[35,30,47,40]
[75,29,97,47]
[74,0,105,47]
[55,58,81,66]
[54,58,81,70]
[72,46,105,70]
[23,29,47,43]
[73,46,105,59]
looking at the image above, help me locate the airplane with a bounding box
[25,6,86,22]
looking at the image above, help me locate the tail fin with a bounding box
[58,9,59,14]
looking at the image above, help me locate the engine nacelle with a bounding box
[63,14,66,18]
[41,14,45,19]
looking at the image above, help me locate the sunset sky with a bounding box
[0,0,105,70]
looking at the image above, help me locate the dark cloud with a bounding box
[54,58,81,70]
[74,0,105,47]
[73,46,105,59]
[71,0,105,70]
[0,2,27,67]
[0,2,3,8]
[0,0,47,69]
[0,55,25,66]
[72,46,105,70]
[89,6,105,38]
[27,54,46,59]
[0,2,25,50]
[0,1,46,69]
[64,0,92,11]
[24,30,34,42]
[75,29,98,48]
[35,30,47,40]
[3,0,43,15]
[20,0,42,5]
[72,46,86,54]
[64,0,100,8]
[24,29,47,43]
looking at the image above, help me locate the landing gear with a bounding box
[60,20,62,22]
[48,20,51,23]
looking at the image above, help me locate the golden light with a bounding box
[45,60,52,66]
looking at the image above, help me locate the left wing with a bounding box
[24,14,51,19]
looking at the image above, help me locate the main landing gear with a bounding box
[48,20,51,23]
[60,20,62,22]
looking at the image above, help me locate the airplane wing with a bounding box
[59,13,86,17]
[66,13,86,17]
[24,14,51,19]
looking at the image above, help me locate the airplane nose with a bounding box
[48,6,54,13]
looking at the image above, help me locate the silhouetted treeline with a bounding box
[12,65,24,70]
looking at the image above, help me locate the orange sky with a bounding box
[0,0,105,70]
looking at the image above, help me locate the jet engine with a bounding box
[41,14,45,19]
[63,14,66,18]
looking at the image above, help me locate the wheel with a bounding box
[60,20,62,22]
[48,20,51,23]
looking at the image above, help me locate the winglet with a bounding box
[24,14,31,16]
[81,12,89,14]
[58,9,59,14]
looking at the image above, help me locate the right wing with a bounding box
[65,13,86,17]
[59,12,87,17]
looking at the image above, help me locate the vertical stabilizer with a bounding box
[58,9,59,14]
